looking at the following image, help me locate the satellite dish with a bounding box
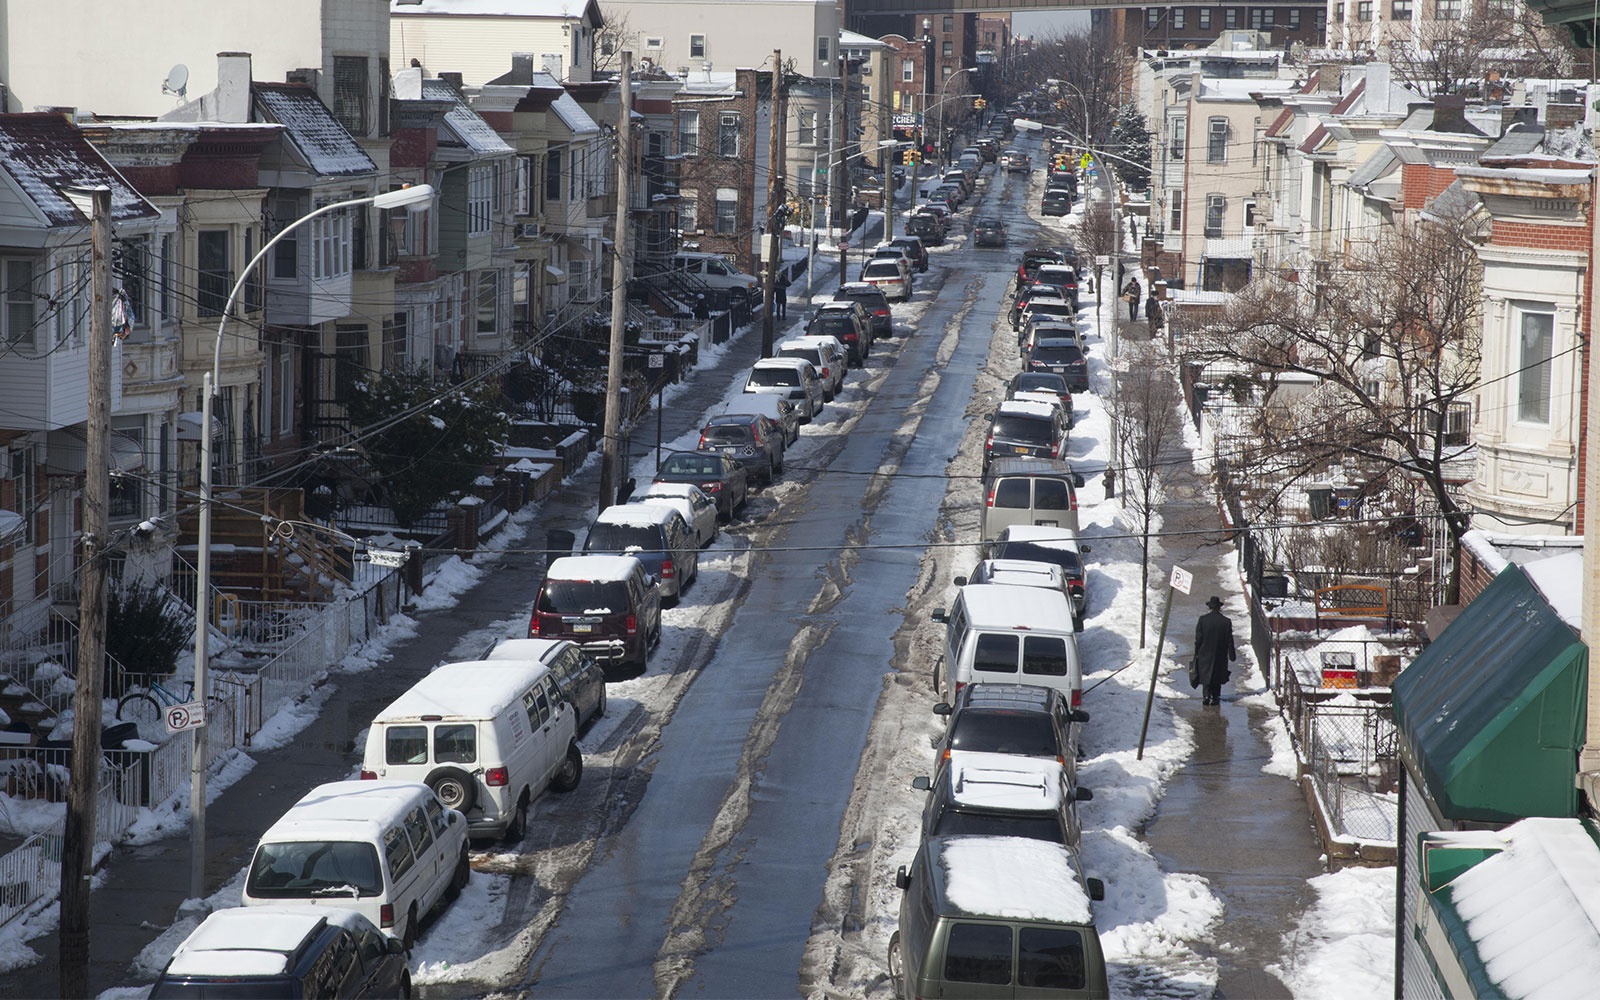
[162,64,189,98]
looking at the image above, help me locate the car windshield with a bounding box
[749,367,800,387]
[992,415,1055,445]
[246,840,383,898]
[809,316,857,337]
[1027,304,1075,320]
[702,424,754,446]
[1032,344,1085,363]
[992,540,1083,576]
[931,808,1065,844]
[951,712,1059,757]
[862,261,902,279]
[538,579,630,614]
[1015,374,1068,395]
[660,454,725,477]
[584,524,662,552]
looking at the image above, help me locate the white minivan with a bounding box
[242,780,470,948]
[932,583,1084,708]
[360,659,582,842]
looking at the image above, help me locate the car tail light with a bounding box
[697,434,709,448]
[485,766,509,787]
[380,904,395,929]
[1071,689,1083,709]
[702,481,723,493]
[874,307,889,317]
[625,613,639,635]
[986,485,996,507]
[954,681,966,697]
[820,367,830,379]
[661,559,676,580]
[528,613,542,636]
[359,769,377,780]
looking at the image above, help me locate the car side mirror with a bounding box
[932,702,952,716]
[953,576,967,587]
[1081,545,1091,555]
[931,608,947,623]
[388,936,407,956]
[895,865,911,891]
[646,574,660,588]
[1086,877,1105,902]
[912,775,932,792]
[1074,786,1094,802]
[1069,709,1091,723]
[1074,474,1086,489]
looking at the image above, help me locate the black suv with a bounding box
[1025,337,1089,392]
[931,683,1090,773]
[834,282,894,339]
[983,399,1067,477]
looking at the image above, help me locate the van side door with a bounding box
[401,804,443,912]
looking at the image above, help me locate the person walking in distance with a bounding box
[1122,277,1141,321]
[774,268,790,319]
[1193,595,1237,705]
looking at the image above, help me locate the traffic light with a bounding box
[974,97,987,110]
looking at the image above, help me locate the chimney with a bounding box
[440,72,464,94]
[1501,105,1538,132]
[512,52,536,79]
[1429,94,1474,134]
[1316,63,1341,93]
[216,51,253,124]
[1364,61,1391,112]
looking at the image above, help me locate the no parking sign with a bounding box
[164,702,207,735]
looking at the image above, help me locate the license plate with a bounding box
[1013,446,1027,454]
[1050,366,1065,373]
[573,624,593,634]
[721,447,737,455]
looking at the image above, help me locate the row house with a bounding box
[1113,5,1325,52]
[788,70,866,231]
[0,113,163,650]
[602,0,843,81]
[841,31,892,171]
[389,0,603,85]
[1151,65,1297,289]
[674,68,767,274]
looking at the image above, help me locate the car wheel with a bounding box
[402,903,419,951]
[551,742,583,793]
[425,766,478,815]
[594,682,608,721]
[887,932,905,999]
[503,793,529,843]
[400,971,413,999]
[448,844,471,897]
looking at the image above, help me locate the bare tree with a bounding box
[1007,30,1136,145]
[1111,343,1184,646]
[1070,196,1117,310]
[1183,205,1485,602]
[596,7,637,76]
[1386,6,1580,95]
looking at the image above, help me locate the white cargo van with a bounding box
[932,583,1084,707]
[360,659,581,842]
[241,780,469,948]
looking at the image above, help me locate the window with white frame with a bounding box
[718,113,741,157]
[1225,8,1239,27]
[279,347,294,432]
[817,36,829,62]
[272,195,299,278]
[1243,199,1257,229]
[942,40,953,56]
[1204,194,1225,237]
[1358,1,1373,20]
[689,34,706,59]
[311,208,351,281]
[1392,0,1412,18]
[715,188,737,233]
[2,258,38,347]
[902,58,914,82]
[515,156,534,216]
[1200,8,1212,27]
[1147,9,1160,28]
[1436,0,1462,17]
[197,230,231,316]
[1207,117,1228,162]
[1517,308,1554,423]
[109,423,144,519]
[799,109,817,146]
[942,65,953,80]
[476,271,498,335]
[115,236,152,334]
[1174,9,1186,28]
[942,15,954,31]
[678,110,699,155]
[798,166,814,200]
[680,195,697,231]
[1289,8,1302,27]
[1170,191,1183,232]
[1169,116,1186,159]
[469,165,494,235]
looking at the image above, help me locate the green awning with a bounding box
[1392,564,1588,823]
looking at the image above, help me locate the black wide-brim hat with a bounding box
[1206,596,1223,609]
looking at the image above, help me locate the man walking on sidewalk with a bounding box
[1122,277,1141,321]
[1193,595,1237,705]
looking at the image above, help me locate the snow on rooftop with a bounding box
[1522,551,1582,633]
[421,79,514,155]
[939,836,1093,925]
[0,114,160,226]
[253,85,377,176]
[392,0,595,17]
[1448,817,1600,998]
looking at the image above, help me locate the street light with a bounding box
[933,67,976,168]
[189,183,434,901]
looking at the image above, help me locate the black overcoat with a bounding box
[1193,610,1237,688]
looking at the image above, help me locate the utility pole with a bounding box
[836,54,849,234]
[599,51,633,512]
[761,49,783,358]
[60,185,112,1000]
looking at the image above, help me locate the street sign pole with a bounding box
[1138,566,1192,759]
[650,352,665,466]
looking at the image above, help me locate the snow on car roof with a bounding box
[958,582,1073,624]
[638,482,710,501]
[981,559,1065,584]
[937,836,1092,924]
[948,751,1065,811]
[998,398,1059,420]
[264,780,444,839]
[546,554,644,582]
[485,638,566,663]
[1001,525,1082,548]
[375,661,553,721]
[1011,391,1065,412]
[594,503,676,527]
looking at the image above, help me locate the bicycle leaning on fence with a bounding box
[116,677,230,731]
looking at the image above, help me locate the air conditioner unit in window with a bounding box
[516,222,543,239]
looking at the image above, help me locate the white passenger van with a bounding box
[241,780,470,948]
[360,659,582,843]
[932,583,1084,708]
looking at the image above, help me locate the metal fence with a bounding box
[0,566,405,929]
[1299,697,1400,842]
